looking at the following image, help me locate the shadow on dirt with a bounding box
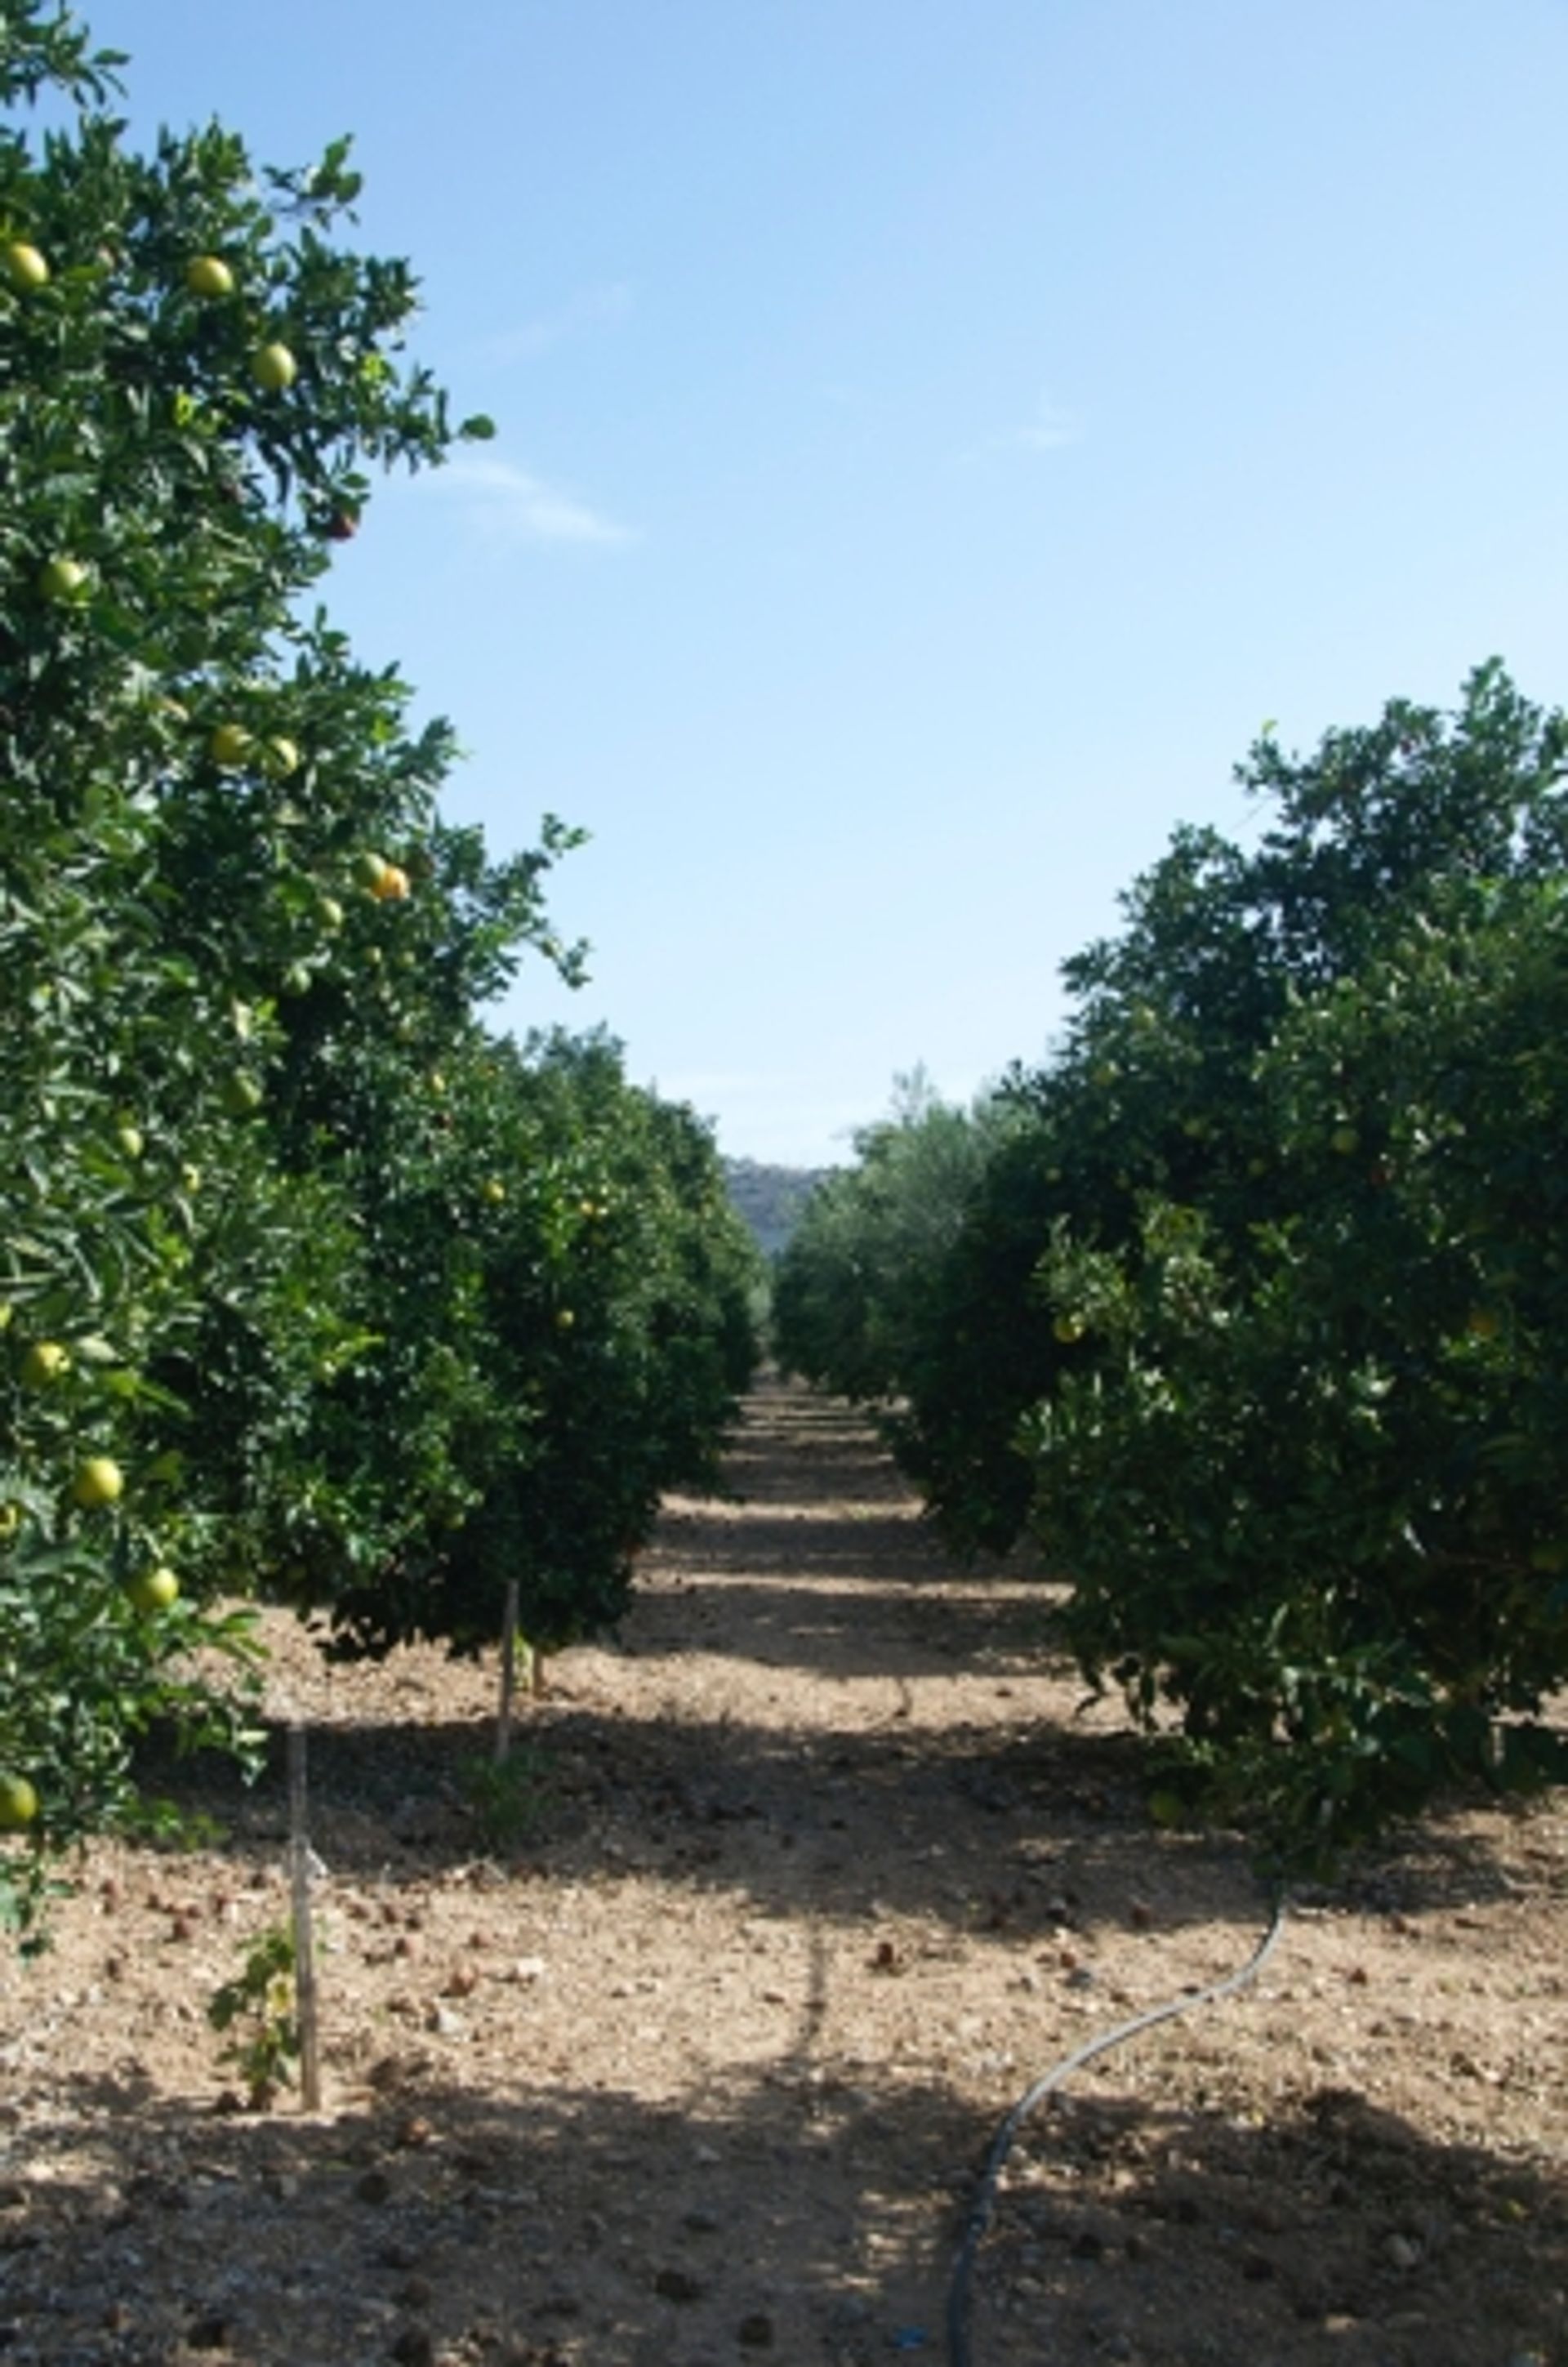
[967,2079,1568,2367]
[145,1696,1271,1950]
[144,1692,1542,1981]
[612,1567,1063,1677]
[0,2062,973,2366]
[1,2047,1561,2366]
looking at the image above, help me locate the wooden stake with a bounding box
[496,1579,520,1764]
[287,1720,323,2111]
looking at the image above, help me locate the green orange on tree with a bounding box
[127,1566,180,1613]
[72,1456,124,1511]
[36,555,88,603]
[209,722,252,768]
[4,239,47,289]
[20,1340,69,1389]
[251,340,297,391]
[0,1776,38,1833]
[185,253,234,298]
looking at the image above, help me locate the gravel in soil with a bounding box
[0,1375,1563,2365]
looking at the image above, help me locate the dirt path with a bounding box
[0,1376,1563,2365]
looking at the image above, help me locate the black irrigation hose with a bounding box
[946,1885,1290,2367]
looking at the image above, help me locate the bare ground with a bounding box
[0,1374,1563,2367]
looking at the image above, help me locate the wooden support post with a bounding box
[287,1720,323,2111]
[496,1579,520,1764]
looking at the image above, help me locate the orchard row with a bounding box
[0,5,761,1932]
[777,662,1568,1862]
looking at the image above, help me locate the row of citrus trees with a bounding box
[0,2,760,1934]
[777,662,1568,1862]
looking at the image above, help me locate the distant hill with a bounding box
[724,1158,834,1259]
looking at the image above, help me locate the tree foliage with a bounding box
[0,1,760,1936]
[777,666,1568,1858]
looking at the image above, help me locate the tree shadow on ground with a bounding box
[609,1567,1064,1678]
[143,1687,1548,1973]
[0,2060,973,2365]
[966,2079,1567,2367]
[0,2025,1561,2365]
[145,1695,1273,1952]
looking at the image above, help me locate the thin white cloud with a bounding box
[485,282,633,363]
[959,390,1082,465]
[437,454,636,549]
[1013,394,1080,451]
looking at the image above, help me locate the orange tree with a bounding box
[780,665,1568,1858]
[0,0,577,1930]
[772,1072,1024,1456]
[1022,666,1568,1853]
[307,1027,764,1665]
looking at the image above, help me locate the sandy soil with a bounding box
[0,1374,1562,2366]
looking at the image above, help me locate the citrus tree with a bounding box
[787,665,1568,1858]
[773,1072,1022,1410]
[0,0,577,1929]
[310,1027,764,1665]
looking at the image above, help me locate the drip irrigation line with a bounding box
[946,1885,1288,2367]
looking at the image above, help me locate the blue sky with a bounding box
[114,0,1568,1165]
